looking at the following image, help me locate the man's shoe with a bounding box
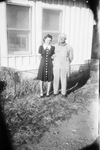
[53,94,58,97]
[46,93,50,97]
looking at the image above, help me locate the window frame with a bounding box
[41,6,63,45]
[6,3,32,56]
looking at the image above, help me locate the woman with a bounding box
[37,34,55,97]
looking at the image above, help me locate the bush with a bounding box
[0,67,20,86]
[16,79,40,97]
[0,67,40,98]
[0,67,21,105]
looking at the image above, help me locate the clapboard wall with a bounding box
[0,0,94,71]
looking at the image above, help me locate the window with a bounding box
[42,9,62,44]
[7,4,31,54]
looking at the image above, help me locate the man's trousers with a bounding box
[53,63,69,95]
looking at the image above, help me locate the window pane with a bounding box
[42,32,59,44]
[43,9,61,31]
[7,30,29,54]
[7,5,29,29]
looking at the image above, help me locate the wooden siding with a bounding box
[35,0,94,64]
[0,0,94,71]
[1,55,40,70]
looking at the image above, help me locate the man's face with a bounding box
[59,36,66,44]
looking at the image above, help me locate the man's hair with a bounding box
[58,33,67,39]
[58,33,67,44]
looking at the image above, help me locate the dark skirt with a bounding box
[37,45,55,82]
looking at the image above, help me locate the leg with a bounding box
[53,67,60,95]
[61,68,68,95]
[46,82,51,96]
[40,80,43,96]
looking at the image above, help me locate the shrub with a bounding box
[0,67,21,104]
[16,79,40,97]
[0,67,41,100]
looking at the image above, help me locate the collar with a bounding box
[43,44,51,50]
[58,42,67,46]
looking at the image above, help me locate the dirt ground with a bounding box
[31,71,99,150]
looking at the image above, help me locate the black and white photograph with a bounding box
[0,0,99,150]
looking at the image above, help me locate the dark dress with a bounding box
[37,45,55,81]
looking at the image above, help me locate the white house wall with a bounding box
[0,0,94,71]
[64,6,93,64]
[0,2,7,59]
[35,1,94,65]
[0,1,38,71]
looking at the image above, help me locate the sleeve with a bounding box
[69,46,73,63]
[38,45,42,55]
[52,46,55,55]
[51,46,55,59]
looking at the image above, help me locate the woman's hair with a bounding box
[43,34,52,41]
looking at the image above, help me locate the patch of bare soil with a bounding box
[32,71,99,150]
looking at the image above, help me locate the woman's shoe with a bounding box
[40,92,44,98]
[46,93,50,97]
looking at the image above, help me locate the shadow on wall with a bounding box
[67,63,90,94]
[91,25,100,59]
[79,137,99,150]
[67,59,99,95]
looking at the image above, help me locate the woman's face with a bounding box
[44,37,52,45]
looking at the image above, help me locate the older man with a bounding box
[53,33,73,97]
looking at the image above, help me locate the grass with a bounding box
[0,65,98,150]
